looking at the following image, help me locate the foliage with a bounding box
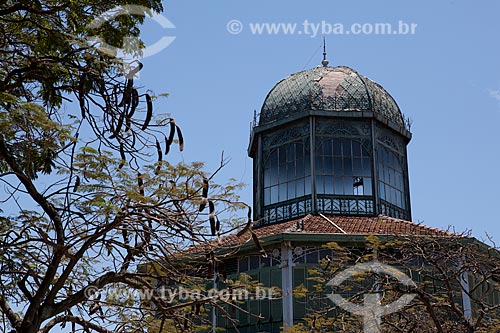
[290,235,500,333]
[0,1,248,333]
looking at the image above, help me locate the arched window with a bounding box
[315,138,372,196]
[378,145,406,213]
[263,141,311,206]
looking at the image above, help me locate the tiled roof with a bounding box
[216,214,453,248]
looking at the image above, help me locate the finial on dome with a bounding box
[321,37,329,67]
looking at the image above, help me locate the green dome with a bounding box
[259,66,404,127]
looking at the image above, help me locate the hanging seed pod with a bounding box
[154,139,162,175]
[251,231,266,257]
[118,143,126,169]
[129,88,139,117]
[138,172,144,196]
[209,200,216,236]
[175,124,184,152]
[78,74,86,119]
[199,177,209,212]
[168,119,176,142]
[141,94,153,130]
[125,61,143,79]
[119,78,133,107]
[215,215,220,233]
[237,206,253,238]
[73,175,81,192]
[109,113,124,139]
[155,139,162,163]
[164,119,176,155]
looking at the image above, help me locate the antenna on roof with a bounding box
[322,36,329,67]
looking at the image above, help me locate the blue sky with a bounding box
[133,0,500,242]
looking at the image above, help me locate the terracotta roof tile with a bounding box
[216,214,453,248]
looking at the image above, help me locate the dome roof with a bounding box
[259,66,404,127]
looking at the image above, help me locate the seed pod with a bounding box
[118,143,126,169]
[141,94,153,130]
[119,79,133,107]
[125,62,143,79]
[73,175,81,192]
[199,177,209,212]
[154,139,162,175]
[165,119,175,155]
[209,200,216,236]
[251,231,266,257]
[109,113,124,139]
[175,124,184,152]
[138,172,144,196]
[78,74,86,119]
[215,216,220,233]
[129,88,139,117]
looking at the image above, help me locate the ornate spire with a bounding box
[322,37,329,67]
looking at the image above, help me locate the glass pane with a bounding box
[400,192,406,209]
[264,168,271,187]
[378,148,383,162]
[379,183,386,200]
[342,140,351,157]
[269,151,278,169]
[324,156,333,175]
[288,143,296,161]
[279,146,286,165]
[270,164,278,186]
[334,157,343,175]
[344,158,352,176]
[250,255,260,270]
[315,155,324,174]
[353,158,362,175]
[333,176,343,194]
[333,140,342,156]
[279,164,287,183]
[316,175,325,194]
[343,177,353,195]
[352,141,361,157]
[239,257,249,272]
[306,251,318,264]
[296,143,303,158]
[304,154,311,174]
[364,177,372,195]
[264,188,271,205]
[287,180,296,200]
[323,139,332,156]
[325,175,334,194]
[287,161,295,179]
[305,176,312,195]
[279,184,287,201]
[296,178,305,197]
[362,157,372,177]
[296,157,304,177]
[271,185,279,204]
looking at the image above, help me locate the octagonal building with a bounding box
[249,64,412,225]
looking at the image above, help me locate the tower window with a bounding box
[315,138,372,196]
[378,145,406,210]
[263,141,311,206]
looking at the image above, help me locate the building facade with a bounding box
[208,59,499,332]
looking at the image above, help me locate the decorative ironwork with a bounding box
[316,120,361,137]
[380,200,408,220]
[317,195,374,215]
[259,66,407,130]
[260,197,313,226]
[262,122,309,150]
